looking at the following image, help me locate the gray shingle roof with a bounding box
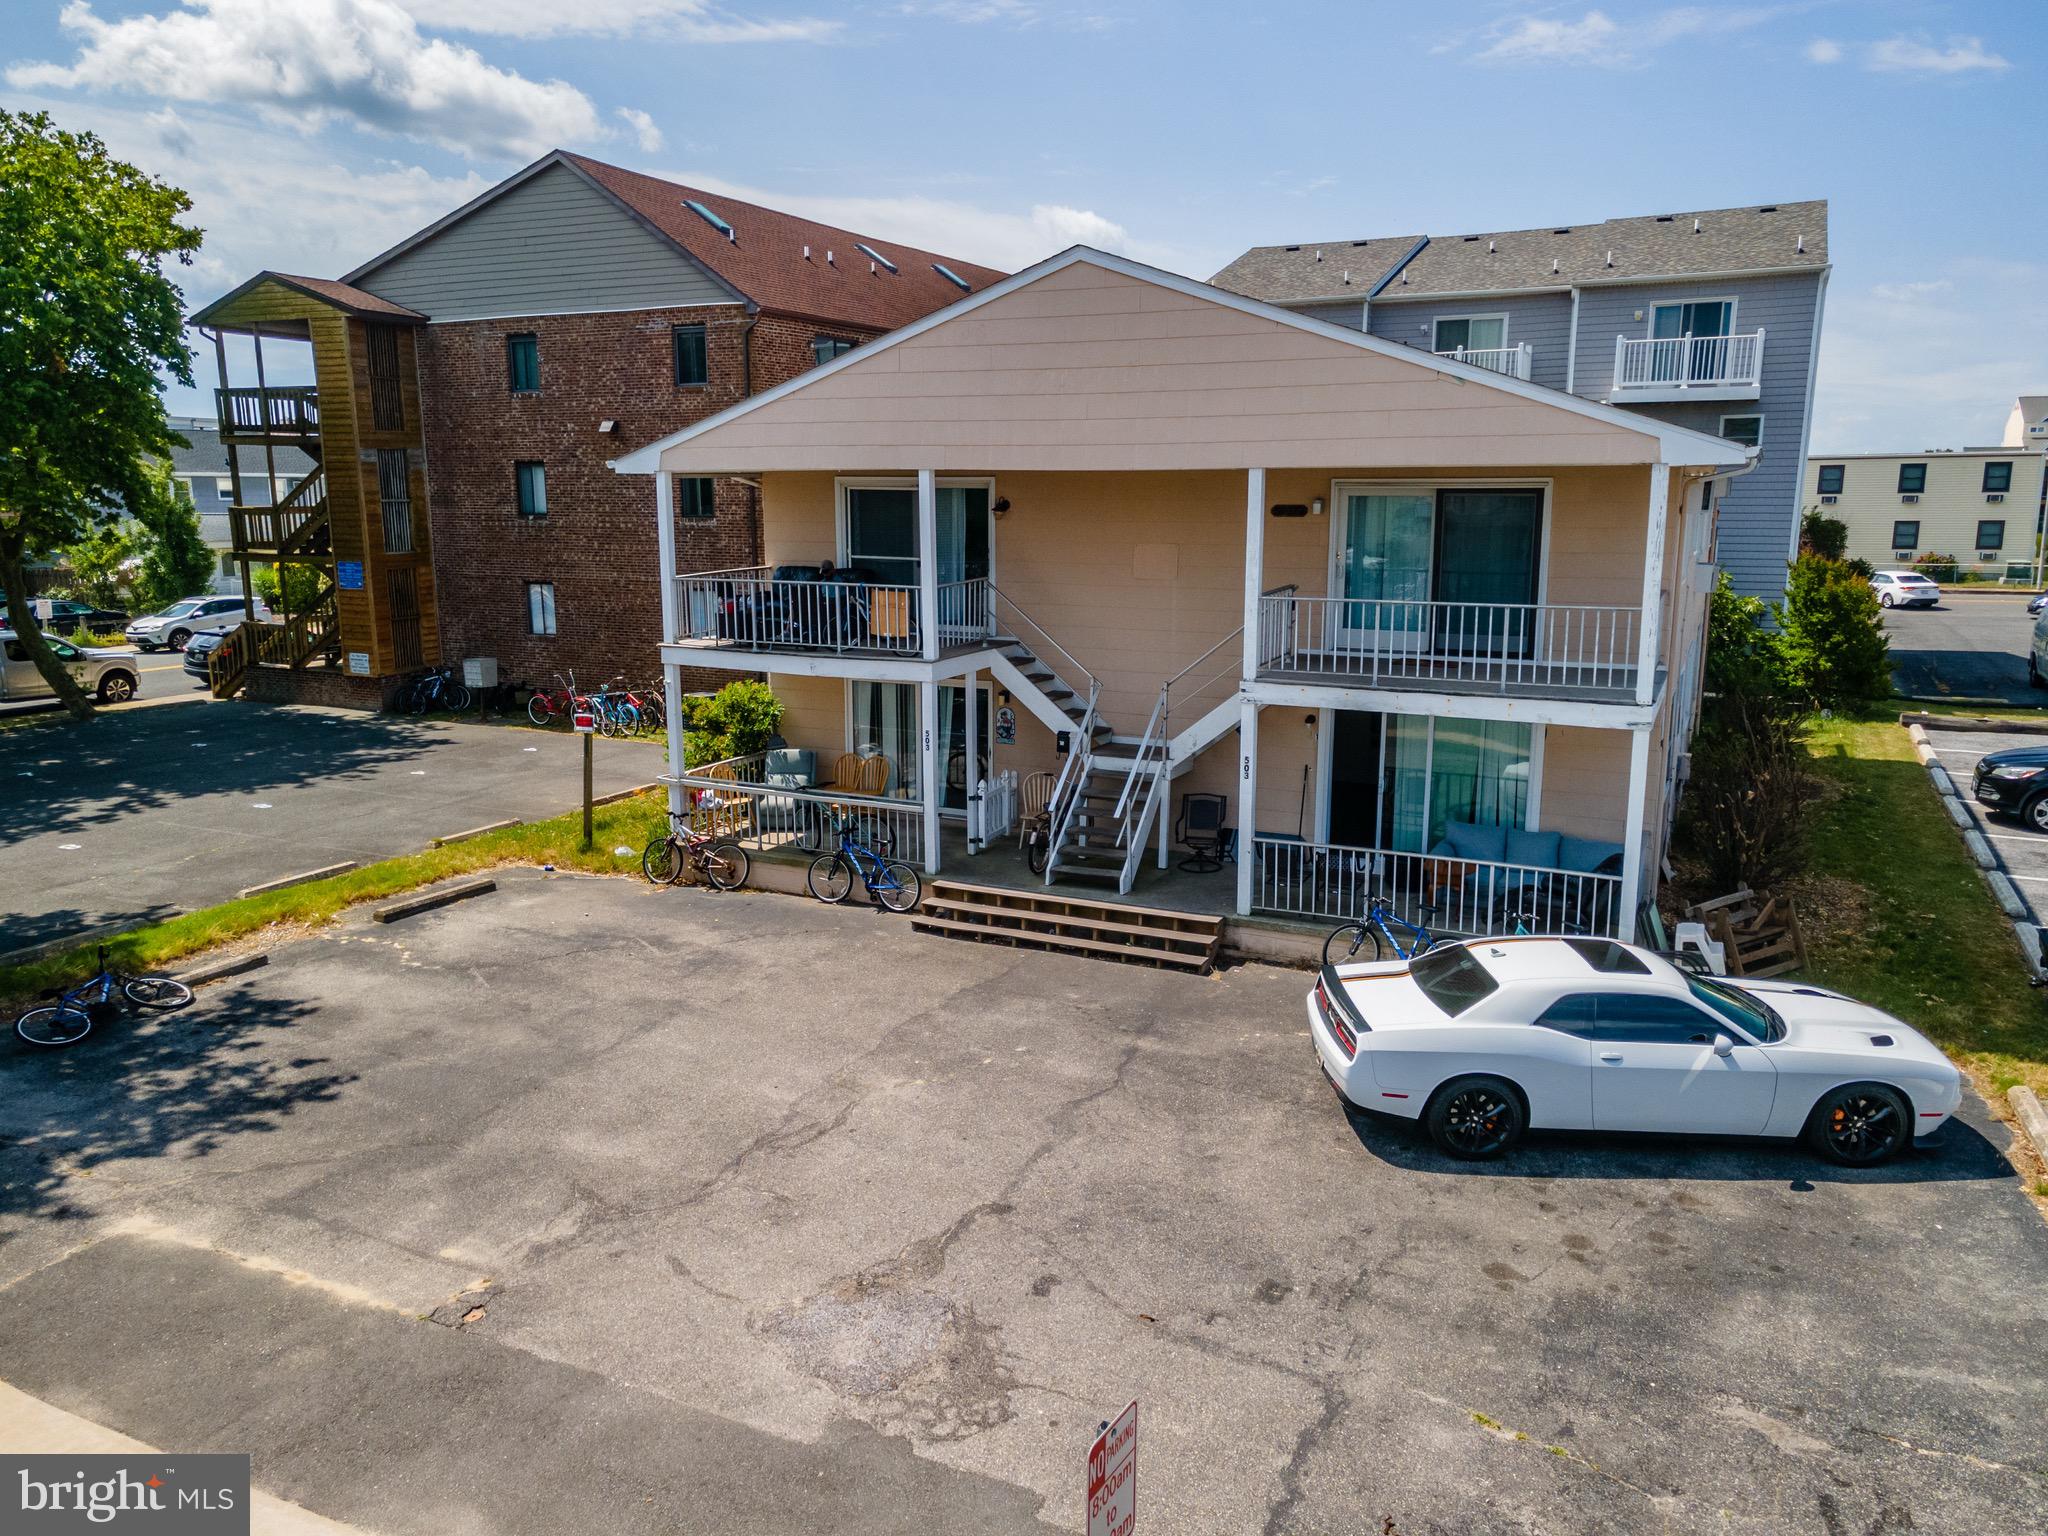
[165,417,316,483]
[1213,200,1827,302]
[1209,235,1423,305]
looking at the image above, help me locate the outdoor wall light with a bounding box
[1311,498,1324,516]
[992,496,1011,517]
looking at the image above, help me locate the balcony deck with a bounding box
[1255,655,1651,704]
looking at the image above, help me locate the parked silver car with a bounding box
[0,630,143,704]
[125,595,266,652]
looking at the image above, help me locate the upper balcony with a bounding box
[675,566,994,661]
[1609,330,1765,403]
[215,384,321,443]
[1433,342,1533,381]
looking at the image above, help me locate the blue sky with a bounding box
[4,0,2040,448]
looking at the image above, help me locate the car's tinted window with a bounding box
[1686,976,1784,1043]
[1592,994,1720,1045]
[3,641,25,662]
[1409,945,1500,1017]
[1562,938,1650,975]
[1534,993,1600,1036]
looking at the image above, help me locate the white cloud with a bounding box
[894,0,1115,31]
[1866,36,2010,75]
[7,0,610,159]
[1471,6,1785,68]
[1804,37,1841,64]
[400,0,840,41]
[1815,263,2048,451]
[616,106,663,153]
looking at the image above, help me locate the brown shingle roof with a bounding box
[189,270,427,327]
[560,153,1007,331]
[1209,236,1423,305]
[1216,200,1828,302]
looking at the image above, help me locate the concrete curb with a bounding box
[1905,722,1929,745]
[592,781,661,808]
[176,952,270,986]
[1942,796,1972,829]
[1987,872,2029,919]
[2009,1087,2048,1169]
[431,819,520,848]
[1914,742,1938,767]
[1902,710,2048,737]
[1,912,188,970]
[2019,922,2044,978]
[239,862,358,899]
[1930,764,1957,798]
[1963,829,1996,869]
[372,878,497,923]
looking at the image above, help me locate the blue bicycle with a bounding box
[1321,894,1441,967]
[807,811,921,912]
[15,946,193,1047]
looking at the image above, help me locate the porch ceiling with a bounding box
[615,249,1750,479]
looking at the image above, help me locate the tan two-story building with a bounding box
[613,249,1749,949]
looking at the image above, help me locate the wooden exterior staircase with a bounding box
[207,584,342,698]
[913,880,1223,974]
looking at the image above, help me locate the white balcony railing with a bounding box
[674,567,990,657]
[1611,330,1765,396]
[1256,595,1642,696]
[1251,835,1624,938]
[669,751,925,863]
[1434,343,1534,380]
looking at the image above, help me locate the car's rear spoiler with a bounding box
[1316,963,1372,1035]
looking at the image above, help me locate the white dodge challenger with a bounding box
[1307,936,1962,1164]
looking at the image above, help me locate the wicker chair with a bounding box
[1017,770,1056,850]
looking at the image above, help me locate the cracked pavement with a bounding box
[2,872,2044,1532]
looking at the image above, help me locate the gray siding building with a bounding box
[1215,202,1829,598]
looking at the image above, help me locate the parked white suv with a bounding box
[1,630,143,704]
[124,595,265,652]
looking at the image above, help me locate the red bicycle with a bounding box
[525,671,589,728]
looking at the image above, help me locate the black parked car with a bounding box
[1973,745,2048,832]
[182,628,227,685]
[0,600,129,638]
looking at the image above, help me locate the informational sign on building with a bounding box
[347,652,370,676]
[336,561,365,591]
[1086,1400,1137,1536]
[995,705,1016,746]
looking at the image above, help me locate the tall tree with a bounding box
[133,459,216,611]
[0,110,200,718]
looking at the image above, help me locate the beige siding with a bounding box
[1540,727,1630,841]
[1807,450,2046,569]
[661,263,1677,474]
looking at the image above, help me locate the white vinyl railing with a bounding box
[1041,681,1100,883]
[674,567,990,656]
[1434,343,1533,380]
[1256,595,1641,694]
[1250,835,1624,939]
[668,755,925,863]
[1612,330,1764,393]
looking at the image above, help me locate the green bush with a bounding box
[1913,552,1959,583]
[1800,509,1849,561]
[253,561,326,614]
[1777,553,1892,709]
[683,679,784,767]
[1703,572,1780,695]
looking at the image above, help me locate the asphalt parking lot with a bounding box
[1,877,2040,1534]
[1885,590,2039,704]
[0,696,653,959]
[1921,725,2048,929]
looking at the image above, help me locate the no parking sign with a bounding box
[1086,1400,1137,1536]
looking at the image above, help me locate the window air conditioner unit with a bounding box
[1899,494,1920,504]
[1986,493,2005,503]
[1819,495,1838,505]
[1892,550,1913,561]
[1978,552,1999,563]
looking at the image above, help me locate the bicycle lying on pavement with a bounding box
[15,945,193,1047]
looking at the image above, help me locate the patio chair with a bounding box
[849,754,892,796]
[1175,792,1229,873]
[1017,771,1056,850]
[827,752,862,790]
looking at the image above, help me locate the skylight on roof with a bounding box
[932,263,972,292]
[683,199,733,238]
[854,242,898,273]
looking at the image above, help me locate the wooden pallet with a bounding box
[1685,886,1808,978]
[912,880,1223,974]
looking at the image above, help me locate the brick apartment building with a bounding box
[191,151,1003,698]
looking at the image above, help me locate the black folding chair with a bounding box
[1175,792,1229,873]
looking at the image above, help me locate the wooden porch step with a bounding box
[913,880,1223,974]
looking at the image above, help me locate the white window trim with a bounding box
[833,475,998,586]
[1431,312,1509,352]
[1324,477,1555,623]
[1718,412,1764,448]
[1647,295,1739,339]
[526,580,557,636]
[1311,708,1549,848]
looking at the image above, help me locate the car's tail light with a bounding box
[1313,974,1358,1059]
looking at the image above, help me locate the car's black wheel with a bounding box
[1424,1075,1524,1160]
[2026,794,2048,835]
[2032,654,2045,689]
[97,671,136,704]
[1804,1083,1910,1166]
[1878,592,1893,608]
[167,628,192,650]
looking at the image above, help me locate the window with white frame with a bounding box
[526,581,557,636]
[1719,414,1763,448]
[1432,315,1506,354]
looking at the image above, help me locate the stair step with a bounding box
[920,899,1217,954]
[931,881,1223,932]
[916,881,1222,974]
[911,914,1213,971]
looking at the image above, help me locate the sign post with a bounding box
[1086,1400,1137,1536]
[574,704,596,848]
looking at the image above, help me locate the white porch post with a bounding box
[1236,697,1259,916]
[920,678,941,874]
[1617,726,1651,940]
[1241,467,1267,681]
[918,468,940,663]
[965,666,981,854]
[1636,464,1669,707]
[654,471,687,821]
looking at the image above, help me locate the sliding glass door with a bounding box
[842,484,991,594]
[1335,485,1543,660]
[850,682,918,798]
[1331,711,1533,853]
[1433,489,1541,656]
[1337,491,1433,651]
[1650,300,1733,383]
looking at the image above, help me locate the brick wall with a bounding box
[415,306,879,693]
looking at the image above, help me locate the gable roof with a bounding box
[1208,235,1424,306]
[190,271,426,328]
[612,247,1751,477]
[1215,200,1828,305]
[343,150,1006,333]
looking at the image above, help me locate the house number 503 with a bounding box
[1242,754,1251,779]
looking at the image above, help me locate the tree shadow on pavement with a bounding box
[0,978,353,1238]
[0,903,184,964]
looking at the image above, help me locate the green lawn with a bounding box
[1799,714,2048,1099]
[0,791,672,1007]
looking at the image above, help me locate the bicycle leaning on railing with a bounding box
[806,809,921,912]
[14,945,194,1047]
[641,809,750,890]
[1321,894,1442,967]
